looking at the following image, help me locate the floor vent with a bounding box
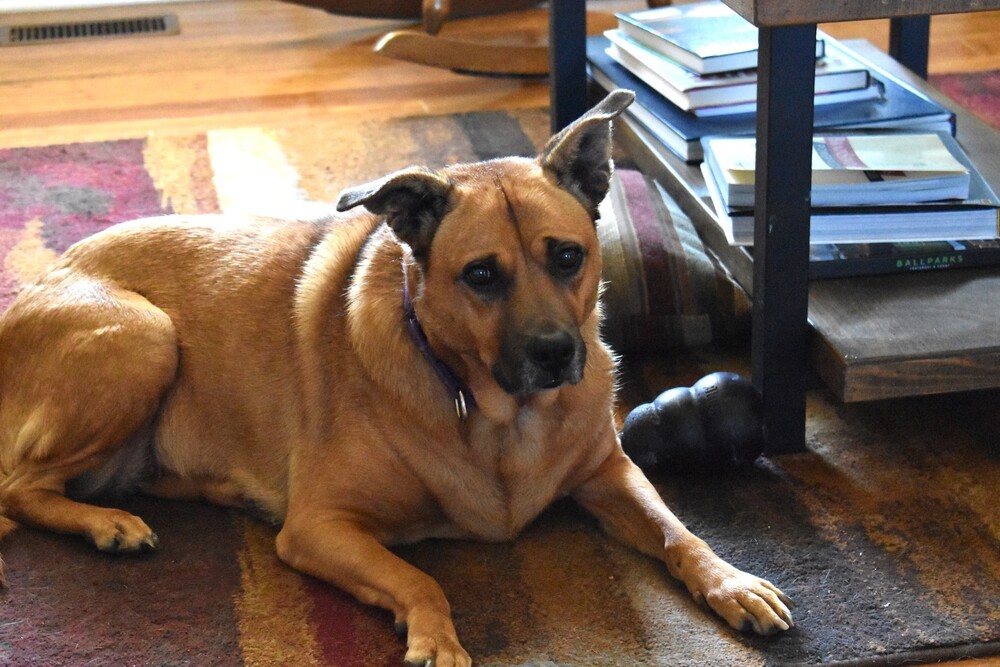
[0,14,179,46]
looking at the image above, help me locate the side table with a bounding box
[550,0,1000,455]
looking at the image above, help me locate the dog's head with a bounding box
[337,90,634,400]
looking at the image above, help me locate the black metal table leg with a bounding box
[752,25,818,455]
[549,0,587,133]
[889,15,931,79]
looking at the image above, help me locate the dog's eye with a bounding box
[465,264,494,286]
[461,261,504,295]
[550,243,585,278]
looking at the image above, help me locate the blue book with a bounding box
[587,33,956,163]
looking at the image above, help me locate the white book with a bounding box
[704,133,971,208]
[700,145,999,248]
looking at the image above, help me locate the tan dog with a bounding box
[0,91,791,665]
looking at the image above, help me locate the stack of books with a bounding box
[592,1,956,163]
[701,132,999,246]
[588,0,1000,278]
[610,4,877,118]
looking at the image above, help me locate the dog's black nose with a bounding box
[526,330,576,374]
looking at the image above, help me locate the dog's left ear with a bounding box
[539,89,635,219]
[337,167,452,260]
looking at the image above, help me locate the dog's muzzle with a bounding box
[493,327,587,396]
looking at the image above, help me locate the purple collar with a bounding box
[402,267,477,421]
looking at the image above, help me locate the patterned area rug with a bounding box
[930,70,1000,130]
[1,101,998,666]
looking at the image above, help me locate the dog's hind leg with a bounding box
[0,276,178,580]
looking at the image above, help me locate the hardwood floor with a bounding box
[1,0,998,151]
[0,0,545,148]
[0,5,998,664]
[822,11,1000,72]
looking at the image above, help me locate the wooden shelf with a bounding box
[611,41,1000,403]
[724,0,1000,27]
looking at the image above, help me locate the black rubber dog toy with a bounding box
[621,372,765,472]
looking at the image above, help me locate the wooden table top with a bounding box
[723,0,1000,27]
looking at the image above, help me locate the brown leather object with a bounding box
[280,0,620,76]
[281,0,543,34]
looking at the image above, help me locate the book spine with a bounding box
[810,246,1000,279]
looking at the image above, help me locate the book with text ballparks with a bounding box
[703,132,1000,277]
[587,34,955,163]
[616,0,824,74]
[807,238,1000,279]
[704,132,972,208]
[604,29,874,116]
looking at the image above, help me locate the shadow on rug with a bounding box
[0,97,998,666]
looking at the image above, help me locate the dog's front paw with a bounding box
[404,634,471,667]
[401,607,472,667]
[86,508,159,554]
[695,564,794,635]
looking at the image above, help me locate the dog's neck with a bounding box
[402,266,477,421]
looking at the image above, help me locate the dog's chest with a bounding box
[431,408,583,542]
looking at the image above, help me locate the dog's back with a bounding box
[0,212,368,564]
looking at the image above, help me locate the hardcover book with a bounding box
[806,238,1000,279]
[615,0,824,74]
[587,33,956,163]
[605,29,872,115]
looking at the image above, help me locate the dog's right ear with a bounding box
[337,167,452,260]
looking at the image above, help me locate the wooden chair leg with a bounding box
[422,0,451,35]
[375,29,549,75]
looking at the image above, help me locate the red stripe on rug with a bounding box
[305,574,404,666]
[930,70,1000,131]
[0,139,172,255]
